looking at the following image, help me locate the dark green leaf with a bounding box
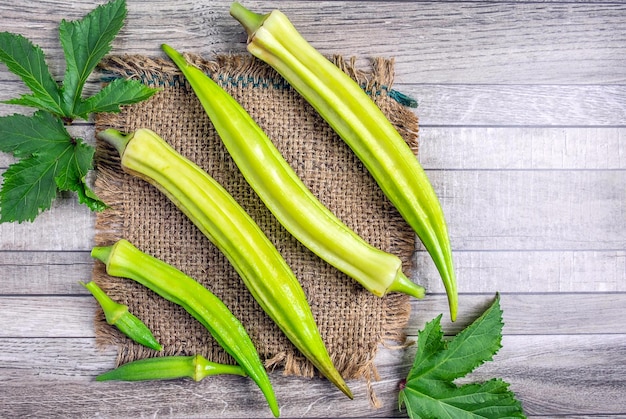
[59,0,127,117]
[53,137,107,212]
[1,154,60,223]
[74,180,108,212]
[0,0,151,222]
[0,32,63,115]
[0,111,104,223]
[75,78,159,119]
[0,112,68,158]
[53,137,94,191]
[399,295,526,418]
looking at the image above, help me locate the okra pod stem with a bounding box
[97,354,246,382]
[230,2,458,320]
[81,280,162,351]
[161,44,425,301]
[91,239,279,417]
[96,128,351,399]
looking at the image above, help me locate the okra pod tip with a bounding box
[81,279,163,351]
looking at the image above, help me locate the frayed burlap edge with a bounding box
[93,53,419,408]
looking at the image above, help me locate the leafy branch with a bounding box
[0,0,159,223]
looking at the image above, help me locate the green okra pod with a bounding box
[161,44,425,301]
[97,354,246,382]
[81,280,162,351]
[91,239,279,417]
[96,127,351,399]
[230,2,458,321]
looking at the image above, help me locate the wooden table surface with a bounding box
[1,0,625,417]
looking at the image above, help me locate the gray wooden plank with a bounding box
[419,127,626,170]
[1,294,624,338]
[1,1,624,84]
[0,196,95,251]
[1,335,624,417]
[416,249,626,294]
[407,293,626,336]
[2,169,624,253]
[0,296,95,338]
[0,374,381,418]
[9,124,626,172]
[429,169,626,251]
[410,84,626,127]
[0,251,93,294]
[2,83,625,127]
[4,126,626,172]
[2,249,625,295]
[0,338,115,381]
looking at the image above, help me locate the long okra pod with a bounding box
[162,44,425,300]
[96,129,351,399]
[91,239,278,417]
[230,3,458,320]
[97,354,246,382]
[81,280,162,351]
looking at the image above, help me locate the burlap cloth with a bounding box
[92,53,419,404]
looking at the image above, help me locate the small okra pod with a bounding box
[230,3,458,321]
[91,239,279,417]
[161,44,425,301]
[81,280,162,351]
[96,354,246,382]
[96,128,351,400]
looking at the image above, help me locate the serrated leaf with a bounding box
[0,32,63,115]
[74,179,108,212]
[0,111,104,223]
[419,296,504,383]
[1,154,59,223]
[75,77,159,119]
[53,136,94,191]
[399,295,526,418]
[0,0,152,222]
[53,137,107,212]
[59,0,126,117]
[0,112,69,158]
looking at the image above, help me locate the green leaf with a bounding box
[75,78,159,119]
[59,0,127,117]
[0,112,66,158]
[0,111,104,223]
[0,32,63,115]
[54,138,108,213]
[0,0,156,222]
[1,153,59,223]
[399,295,526,418]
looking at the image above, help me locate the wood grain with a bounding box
[1,1,625,84]
[1,294,624,338]
[2,248,625,295]
[3,84,626,126]
[0,0,624,417]
[420,127,626,170]
[1,335,624,417]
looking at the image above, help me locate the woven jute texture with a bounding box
[92,53,419,400]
